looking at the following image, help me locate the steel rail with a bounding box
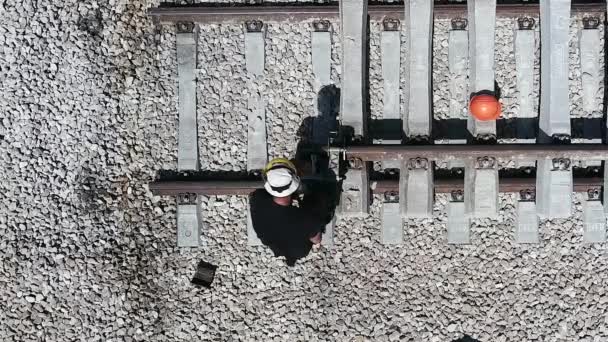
[149,176,602,196]
[327,144,608,162]
[148,2,605,23]
[151,180,263,196]
[373,177,603,193]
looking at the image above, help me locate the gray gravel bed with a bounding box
[197,24,248,171]
[263,23,317,158]
[433,18,451,120]
[2,1,608,341]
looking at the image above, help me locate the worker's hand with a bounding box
[309,232,322,245]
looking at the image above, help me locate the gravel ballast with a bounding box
[1,1,608,341]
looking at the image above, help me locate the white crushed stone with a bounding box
[433,18,451,120]
[1,1,608,341]
[197,24,248,171]
[495,18,518,119]
[263,23,317,158]
[369,21,383,123]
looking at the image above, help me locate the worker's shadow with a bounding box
[294,84,341,231]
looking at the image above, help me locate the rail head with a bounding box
[149,176,603,196]
[148,2,606,23]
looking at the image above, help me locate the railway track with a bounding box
[148,1,608,247]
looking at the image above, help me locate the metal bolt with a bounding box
[176,21,195,33]
[408,158,428,170]
[451,190,464,202]
[384,191,399,203]
[588,188,601,200]
[519,189,535,201]
[551,158,571,171]
[476,156,496,169]
[178,193,197,205]
[245,20,264,33]
[383,18,400,31]
[312,20,331,32]
[583,16,600,30]
[517,17,535,30]
[451,18,468,30]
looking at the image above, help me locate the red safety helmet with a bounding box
[469,93,502,121]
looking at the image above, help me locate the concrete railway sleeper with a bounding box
[152,0,608,246]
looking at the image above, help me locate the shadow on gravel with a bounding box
[452,335,481,342]
[284,85,342,233]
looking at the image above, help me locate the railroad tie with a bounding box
[514,16,536,169]
[147,1,608,248]
[401,158,434,219]
[311,20,335,246]
[467,0,497,138]
[512,17,538,241]
[381,190,402,245]
[244,19,267,246]
[516,190,539,244]
[579,17,602,169]
[445,17,468,169]
[464,0,499,219]
[579,17,601,116]
[338,0,370,217]
[447,191,470,244]
[176,22,203,247]
[537,0,572,219]
[380,17,403,244]
[311,20,333,146]
[404,0,433,139]
[465,157,499,219]
[583,189,607,243]
[244,19,267,173]
[401,0,434,221]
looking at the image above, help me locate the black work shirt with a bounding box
[249,189,324,263]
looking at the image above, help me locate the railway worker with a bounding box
[249,157,327,267]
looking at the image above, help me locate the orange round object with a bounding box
[469,94,502,121]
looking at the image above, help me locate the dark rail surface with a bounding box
[149,176,603,196]
[149,2,605,23]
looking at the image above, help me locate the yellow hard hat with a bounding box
[262,158,300,197]
[262,158,297,176]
